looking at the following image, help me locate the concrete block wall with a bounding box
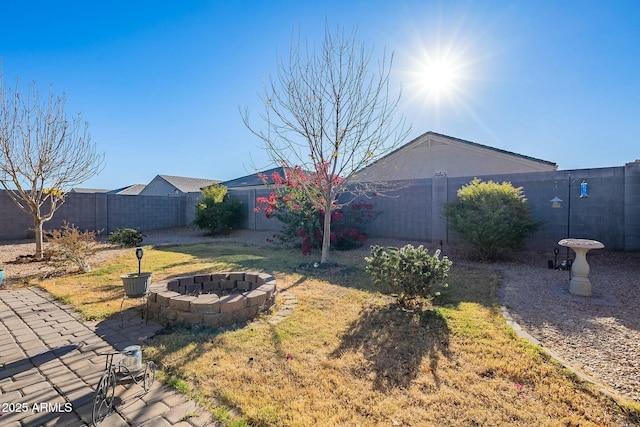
[0,191,194,240]
[234,164,637,251]
[353,179,433,241]
[1,162,637,251]
[0,192,40,239]
[185,192,202,226]
[228,189,251,229]
[445,167,626,249]
[233,187,284,232]
[105,194,183,232]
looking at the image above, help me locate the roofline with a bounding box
[220,166,286,188]
[358,131,558,173]
[154,174,220,192]
[428,132,557,167]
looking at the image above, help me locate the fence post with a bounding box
[248,189,257,230]
[431,172,448,243]
[624,160,640,250]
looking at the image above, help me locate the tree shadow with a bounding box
[151,243,272,271]
[331,304,450,391]
[0,344,78,379]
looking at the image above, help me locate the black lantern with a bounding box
[135,246,144,275]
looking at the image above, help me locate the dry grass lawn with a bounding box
[36,242,639,426]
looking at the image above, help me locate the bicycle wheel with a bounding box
[92,369,116,426]
[143,361,157,392]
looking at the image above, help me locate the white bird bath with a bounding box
[558,238,604,296]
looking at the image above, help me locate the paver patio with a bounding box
[0,287,216,427]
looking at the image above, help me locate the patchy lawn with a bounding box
[37,242,640,426]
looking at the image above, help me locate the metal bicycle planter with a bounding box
[92,345,157,426]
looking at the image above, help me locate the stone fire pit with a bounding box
[147,271,277,328]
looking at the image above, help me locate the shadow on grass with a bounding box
[331,304,450,391]
[150,242,378,290]
[435,264,503,309]
[327,263,502,392]
[152,243,274,271]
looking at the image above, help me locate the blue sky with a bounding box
[1,1,638,190]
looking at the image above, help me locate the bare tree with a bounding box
[0,76,104,259]
[243,25,409,264]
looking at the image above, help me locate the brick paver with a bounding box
[0,288,216,426]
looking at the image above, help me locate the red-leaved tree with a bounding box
[256,166,377,255]
[243,24,408,264]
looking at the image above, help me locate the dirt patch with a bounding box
[294,262,351,277]
[0,228,276,287]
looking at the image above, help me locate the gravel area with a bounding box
[1,228,638,402]
[495,249,640,402]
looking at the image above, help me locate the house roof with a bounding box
[69,188,110,193]
[157,175,220,193]
[434,132,557,166]
[221,167,287,188]
[358,131,558,174]
[108,184,146,195]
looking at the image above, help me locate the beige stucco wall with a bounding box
[353,133,557,181]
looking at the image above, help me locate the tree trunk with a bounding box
[320,198,332,264]
[34,218,45,260]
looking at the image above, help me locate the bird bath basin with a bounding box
[558,238,604,296]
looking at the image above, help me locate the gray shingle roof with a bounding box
[157,175,220,193]
[221,167,286,188]
[109,184,146,195]
[69,188,110,193]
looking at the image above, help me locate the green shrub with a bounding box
[46,221,98,272]
[444,178,541,261]
[193,184,243,235]
[365,244,452,304]
[107,228,145,247]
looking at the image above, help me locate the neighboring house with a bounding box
[108,184,146,195]
[221,167,287,190]
[138,175,220,196]
[69,188,110,193]
[352,131,558,181]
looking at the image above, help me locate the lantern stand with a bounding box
[549,174,589,275]
[120,246,152,327]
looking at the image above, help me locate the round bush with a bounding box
[365,244,452,303]
[107,228,145,247]
[444,178,541,261]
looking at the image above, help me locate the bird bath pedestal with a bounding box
[558,238,604,296]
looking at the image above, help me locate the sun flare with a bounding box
[400,37,473,109]
[420,58,459,96]
[397,22,492,133]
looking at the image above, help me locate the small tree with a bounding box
[444,178,541,261]
[193,184,243,235]
[243,24,408,264]
[256,167,377,254]
[0,76,104,259]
